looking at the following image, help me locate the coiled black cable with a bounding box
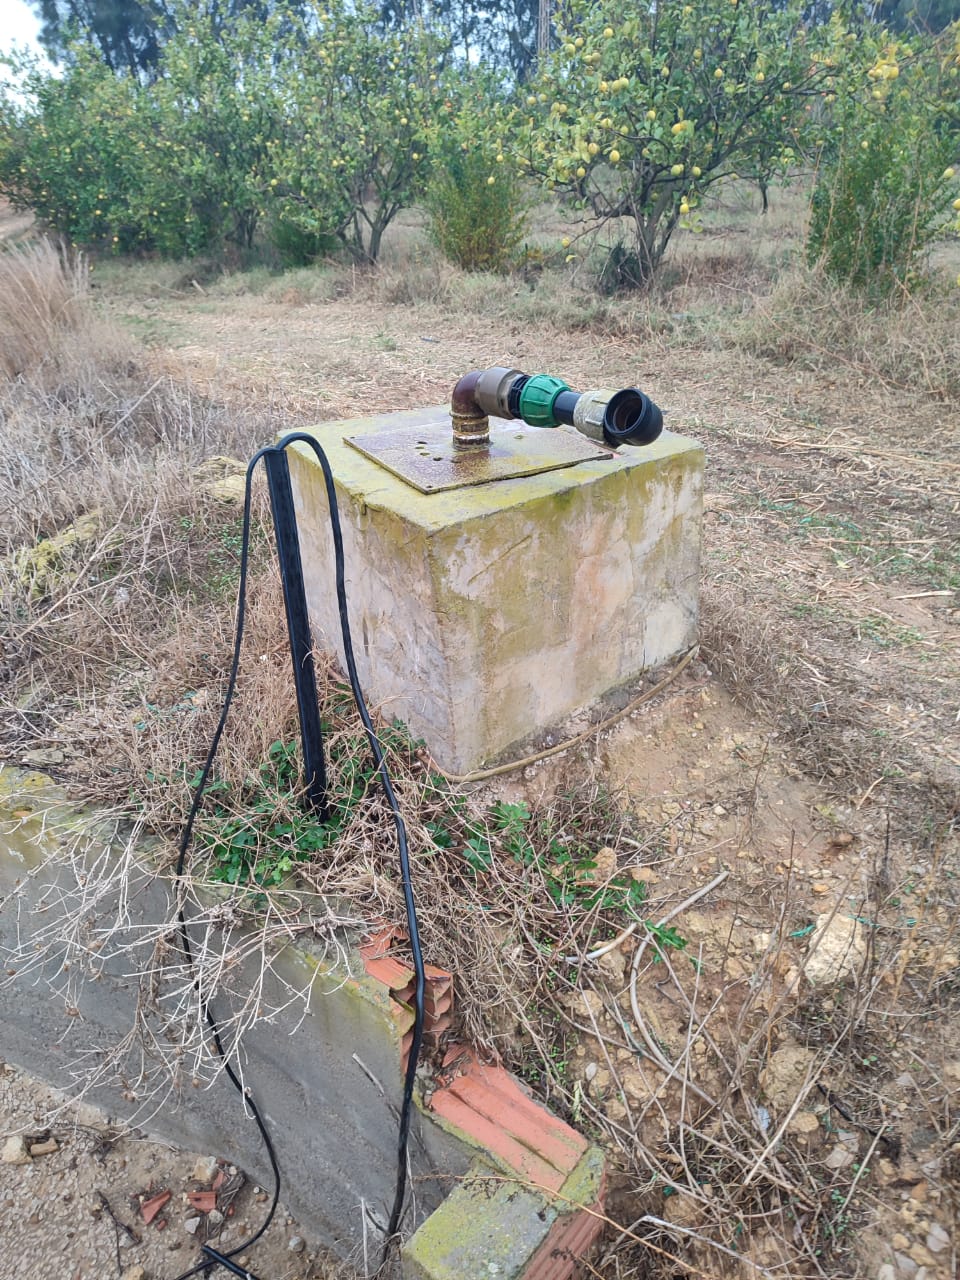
[171,432,425,1279]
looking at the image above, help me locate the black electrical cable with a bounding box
[170,432,425,1279]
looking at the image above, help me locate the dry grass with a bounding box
[0,240,285,776]
[731,262,960,402]
[0,239,88,379]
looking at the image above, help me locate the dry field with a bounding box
[1,189,959,1280]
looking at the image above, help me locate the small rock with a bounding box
[583,1062,598,1084]
[893,1252,916,1278]
[288,1235,306,1253]
[28,1138,59,1157]
[824,1145,855,1170]
[662,1193,699,1228]
[925,1223,949,1253]
[120,1268,146,1280]
[908,1244,935,1267]
[191,1155,219,1185]
[0,1135,31,1165]
[207,1209,224,1229]
[786,1110,820,1136]
[877,1266,896,1280]
[759,1043,816,1113]
[805,911,868,984]
[892,1233,910,1251]
[184,1217,201,1236]
[597,947,627,984]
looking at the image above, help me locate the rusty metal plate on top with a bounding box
[344,420,613,493]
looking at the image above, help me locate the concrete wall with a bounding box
[0,769,605,1278]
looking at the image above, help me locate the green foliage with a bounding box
[266,212,338,268]
[270,1,453,264]
[132,11,285,257]
[0,45,147,250]
[509,0,845,289]
[0,1,458,263]
[34,0,171,75]
[430,795,648,918]
[198,740,328,887]
[427,97,529,272]
[808,28,960,295]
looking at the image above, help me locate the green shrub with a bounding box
[266,212,339,268]
[807,32,960,296]
[425,142,526,272]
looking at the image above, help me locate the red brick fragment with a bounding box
[140,1190,171,1225]
[187,1190,217,1213]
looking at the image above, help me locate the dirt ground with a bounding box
[1,199,959,1278]
[0,1063,346,1280]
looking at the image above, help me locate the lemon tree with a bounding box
[135,10,286,257]
[512,0,841,288]
[0,45,146,250]
[271,2,452,264]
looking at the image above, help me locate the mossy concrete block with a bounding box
[287,407,704,774]
[403,1165,557,1280]
[403,1147,606,1280]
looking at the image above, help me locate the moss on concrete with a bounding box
[403,1164,557,1280]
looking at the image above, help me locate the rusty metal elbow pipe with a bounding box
[450,369,490,447]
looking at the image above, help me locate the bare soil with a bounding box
[0,1062,345,1280]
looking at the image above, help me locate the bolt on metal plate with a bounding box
[344,419,613,493]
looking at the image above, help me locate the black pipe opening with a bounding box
[602,388,663,447]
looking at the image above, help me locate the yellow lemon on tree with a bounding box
[588,141,600,155]
[646,108,657,120]
[671,162,684,176]
[714,68,724,79]
[603,26,614,37]
[943,167,955,179]
[680,201,690,214]
[691,165,702,177]
[610,148,621,162]
[577,166,586,177]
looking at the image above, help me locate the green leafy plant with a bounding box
[808,29,960,295]
[270,1,452,264]
[425,91,527,272]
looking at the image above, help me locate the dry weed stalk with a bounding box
[0,792,362,1125]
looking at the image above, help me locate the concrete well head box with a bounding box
[286,405,704,775]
